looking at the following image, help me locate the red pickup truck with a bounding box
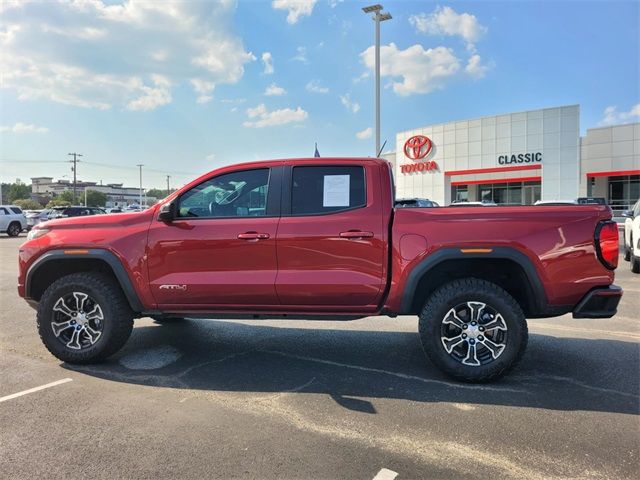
[18,158,622,381]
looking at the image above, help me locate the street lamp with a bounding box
[136,164,144,207]
[362,4,392,157]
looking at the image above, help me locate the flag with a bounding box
[314,142,320,157]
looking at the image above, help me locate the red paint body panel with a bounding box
[18,157,618,318]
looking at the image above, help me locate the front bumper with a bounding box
[572,285,623,319]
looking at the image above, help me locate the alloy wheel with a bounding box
[51,292,104,350]
[440,301,508,366]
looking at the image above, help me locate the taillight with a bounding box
[595,221,619,270]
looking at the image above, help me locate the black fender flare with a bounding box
[25,249,144,312]
[400,246,548,314]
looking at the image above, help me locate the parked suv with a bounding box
[622,199,640,273]
[0,205,27,236]
[48,206,107,219]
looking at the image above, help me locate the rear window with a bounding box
[10,207,23,214]
[291,165,366,215]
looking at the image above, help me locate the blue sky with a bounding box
[1,0,638,189]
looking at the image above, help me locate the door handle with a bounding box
[238,232,270,240]
[339,230,374,239]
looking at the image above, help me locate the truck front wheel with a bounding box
[418,278,528,382]
[37,272,134,364]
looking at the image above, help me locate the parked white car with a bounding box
[622,199,640,273]
[0,205,27,237]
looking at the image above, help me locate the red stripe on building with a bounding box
[451,176,542,186]
[445,164,541,176]
[586,169,640,178]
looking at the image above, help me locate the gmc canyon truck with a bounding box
[18,158,623,382]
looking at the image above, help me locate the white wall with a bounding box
[394,105,580,204]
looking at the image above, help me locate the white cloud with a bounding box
[272,0,317,24]
[243,103,308,128]
[465,54,489,79]
[191,78,215,104]
[206,153,216,161]
[0,1,255,111]
[340,94,360,114]
[292,46,308,63]
[328,0,344,8]
[0,122,49,133]
[355,127,372,140]
[409,6,487,51]
[262,52,274,74]
[264,83,286,96]
[306,80,329,94]
[127,74,172,111]
[360,43,461,96]
[600,103,640,126]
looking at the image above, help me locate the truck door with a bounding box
[146,166,281,308]
[275,163,386,309]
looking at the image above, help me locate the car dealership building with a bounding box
[383,105,640,213]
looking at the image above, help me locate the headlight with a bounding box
[27,228,50,241]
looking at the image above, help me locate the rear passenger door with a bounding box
[275,163,386,309]
[0,207,9,231]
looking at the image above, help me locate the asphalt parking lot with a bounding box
[1,234,638,479]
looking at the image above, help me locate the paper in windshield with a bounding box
[323,175,350,207]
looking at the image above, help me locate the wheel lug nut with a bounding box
[469,339,475,344]
[462,324,468,329]
[479,326,484,331]
[462,333,467,338]
[471,321,476,326]
[478,335,484,340]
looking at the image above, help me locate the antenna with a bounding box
[377,139,387,158]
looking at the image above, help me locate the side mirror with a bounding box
[621,210,633,218]
[158,202,175,222]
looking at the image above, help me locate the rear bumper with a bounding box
[572,285,623,319]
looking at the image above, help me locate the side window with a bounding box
[0,208,8,215]
[291,165,366,215]
[10,207,22,214]
[177,168,270,218]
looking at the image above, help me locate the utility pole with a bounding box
[136,164,144,207]
[362,5,392,157]
[166,175,171,196]
[68,153,83,204]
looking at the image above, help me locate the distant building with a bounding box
[30,177,156,207]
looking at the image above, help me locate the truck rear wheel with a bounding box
[37,272,134,364]
[418,278,528,382]
[7,222,21,237]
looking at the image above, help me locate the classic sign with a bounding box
[498,152,542,165]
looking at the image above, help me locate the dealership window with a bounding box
[477,181,540,205]
[608,175,640,212]
[291,165,366,215]
[453,185,468,202]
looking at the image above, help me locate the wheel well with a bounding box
[408,258,537,316]
[29,259,121,302]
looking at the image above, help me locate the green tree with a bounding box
[85,190,107,207]
[46,199,71,208]
[14,199,42,210]
[8,180,31,203]
[57,190,75,203]
[146,188,168,200]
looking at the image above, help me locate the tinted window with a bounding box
[10,207,23,214]
[178,168,269,218]
[0,208,8,215]
[291,166,366,215]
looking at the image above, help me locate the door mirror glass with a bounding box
[158,202,175,222]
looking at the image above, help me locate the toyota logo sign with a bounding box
[404,135,433,160]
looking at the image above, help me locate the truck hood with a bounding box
[37,209,156,230]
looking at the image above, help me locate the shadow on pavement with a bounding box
[64,318,640,416]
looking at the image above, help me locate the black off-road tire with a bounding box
[418,278,528,382]
[624,246,630,262]
[37,272,134,364]
[7,222,21,237]
[630,251,640,274]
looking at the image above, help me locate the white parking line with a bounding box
[373,468,399,480]
[0,378,73,403]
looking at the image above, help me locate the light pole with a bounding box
[166,175,171,197]
[136,164,144,207]
[362,4,391,157]
[68,152,83,204]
